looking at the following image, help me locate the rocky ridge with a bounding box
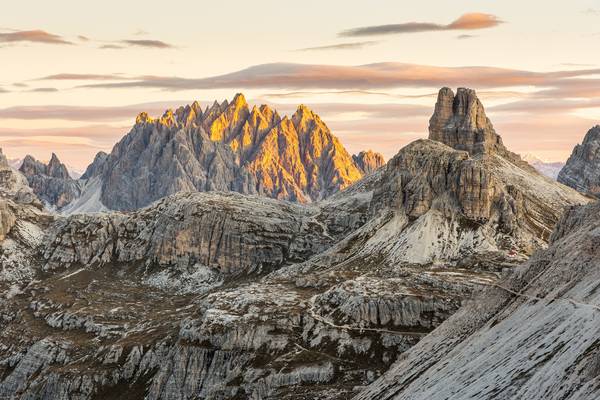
[21,95,383,212]
[558,125,600,196]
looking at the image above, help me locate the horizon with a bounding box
[3,0,600,168]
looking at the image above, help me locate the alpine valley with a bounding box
[1,87,599,400]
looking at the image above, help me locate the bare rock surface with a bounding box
[353,150,385,174]
[558,125,600,196]
[99,94,369,210]
[19,153,82,210]
[354,199,600,400]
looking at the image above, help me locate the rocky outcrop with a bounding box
[429,87,530,169]
[80,151,108,180]
[19,153,82,210]
[353,150,385,174]
[558,125,600,196]
[98,94,365,210]
[0,149,41,207]
[355,199,600,400]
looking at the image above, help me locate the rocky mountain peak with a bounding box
[429,87,506,156]
[46,153,71,180]
[94,94,370,210]
[135,111,153,125]
[0,148,8,168]
[558,125,600,196]
[353,150,385,174]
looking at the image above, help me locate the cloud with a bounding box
[0,88,9,93]
[121,39,174,49]
[99,44,125,50]
[78,35,90,42]
[36,73,127,81]
[297,41,379,52]
[339,13,502,37]
[98,39,175,49]
[0,101,190,122]
[28,87,59,93]
[583,8,600,15]
[73,62,600,92]
[0,30,73,45]
[457,34,477,40]
[12,82,28,88]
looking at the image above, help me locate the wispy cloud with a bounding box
[339,13,503,37]
[99,44,124,49]
[72,62,600,93]
[0,101,189,122]
[28,87,59,93]
[0,29,73,45]
[36,73,127,81]
[457,34,477,40]
[583,8,600,15]
[98,39,175,49]
[297,41,379,52]
[121,39,174,49]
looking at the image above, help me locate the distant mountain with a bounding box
[9,157,83,179]
[522,154,564,180]
[558,125,600,196]
[22,94,383,212]
[19,154,82,210]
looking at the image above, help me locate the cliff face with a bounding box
[353,150,385,174]
[19,153,82,210]
[558,125,600,196]
[98,94,373,210]
[354,199,600,400]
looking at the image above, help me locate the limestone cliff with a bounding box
[99,94,372,210]
[558,125,600,196]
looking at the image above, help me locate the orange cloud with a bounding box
[0,30,73,45]
[447,13,502,30]
[340,13,503,37]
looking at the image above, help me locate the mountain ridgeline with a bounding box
[20,94,384,212]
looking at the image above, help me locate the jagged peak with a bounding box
[159,109,176,127]
[135,111,154,125]
[0,147,8,168]
[231,93,247,107]
[46,152,70,179]
[428,86,506,157]
[582,125,600,144]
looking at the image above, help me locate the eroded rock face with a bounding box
[558,125,600,196]
[353,150,385,174]
[99,94,366,210]
[355,200,600,400]
[19,153,82,210]
[428,87,530,169]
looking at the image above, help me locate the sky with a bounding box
[2,0,600,168]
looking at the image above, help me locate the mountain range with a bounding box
[18,94,385,212]
[0,87,592,399]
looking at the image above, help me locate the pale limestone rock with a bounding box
[558,125,600,196]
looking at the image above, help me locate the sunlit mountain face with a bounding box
[1,1,599,168]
